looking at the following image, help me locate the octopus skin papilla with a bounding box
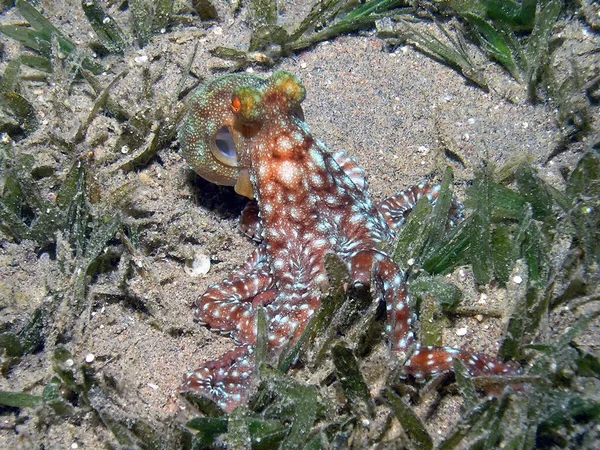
[178,70,520,412]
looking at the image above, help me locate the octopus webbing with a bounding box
[179,71,519,412]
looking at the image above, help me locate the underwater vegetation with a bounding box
[0,0,598,448]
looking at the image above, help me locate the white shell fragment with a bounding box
[185,253,211,277]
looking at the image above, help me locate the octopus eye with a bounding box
[211,126,238,166]
[215,127,236,158]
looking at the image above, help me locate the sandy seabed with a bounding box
[1,1,598,448]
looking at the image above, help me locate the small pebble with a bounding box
[456,327,468,336]
[513,275,523,284]
[85,353,95,363]
[134,54,148,65]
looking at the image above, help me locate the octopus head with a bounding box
[232,71,305,124]
[180,72,305,199]
[179,73,264,195]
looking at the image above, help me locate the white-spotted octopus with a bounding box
[178,71,519,412]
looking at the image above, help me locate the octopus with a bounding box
[178,71,519,412]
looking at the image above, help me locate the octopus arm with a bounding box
[239,201,264,242]
[331,149,367,191]
[194,245,273,344]
[377,183,442,233]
